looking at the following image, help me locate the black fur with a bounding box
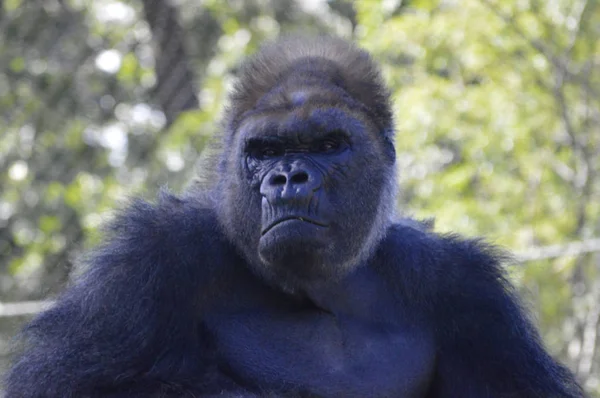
[5,37,584,398]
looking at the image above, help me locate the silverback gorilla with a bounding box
[6,36,584,398]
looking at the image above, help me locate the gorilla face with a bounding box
[222,103,394,290]
[248,113,356,278]
[216,43,397,292]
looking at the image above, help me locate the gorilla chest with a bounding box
[205,311,435,397]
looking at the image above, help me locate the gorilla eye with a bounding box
[320,140,338,152]
[246,138,285,160]
[314,134,345,154]
[260,147,281,158]
[248,143,284,160]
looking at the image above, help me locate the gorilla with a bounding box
[6,36,584,398]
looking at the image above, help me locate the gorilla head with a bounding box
[215,36,397,291]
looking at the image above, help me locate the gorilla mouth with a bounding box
[261,216,329,236]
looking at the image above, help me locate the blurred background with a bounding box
[0,0,598,395]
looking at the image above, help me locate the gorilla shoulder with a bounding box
[380,218,510,307]
[107,191,218,239]
[99,190,230,276]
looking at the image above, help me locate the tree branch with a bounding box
[141,0,200,127]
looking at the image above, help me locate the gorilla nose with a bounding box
[261,167,321,201]
[270,170,309,186]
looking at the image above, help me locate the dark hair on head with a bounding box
[225,36,393,134]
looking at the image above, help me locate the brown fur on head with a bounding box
[224,36,393,137]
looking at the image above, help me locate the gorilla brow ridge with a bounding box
[238,98,375,131]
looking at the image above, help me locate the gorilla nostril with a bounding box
[291,172,309,184]
[272,175,287,185]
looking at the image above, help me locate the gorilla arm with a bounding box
[5,192,243,397]
[430,237,584,398]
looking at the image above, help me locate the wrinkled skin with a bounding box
[5,36,584,398]
[222,105,393,289]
